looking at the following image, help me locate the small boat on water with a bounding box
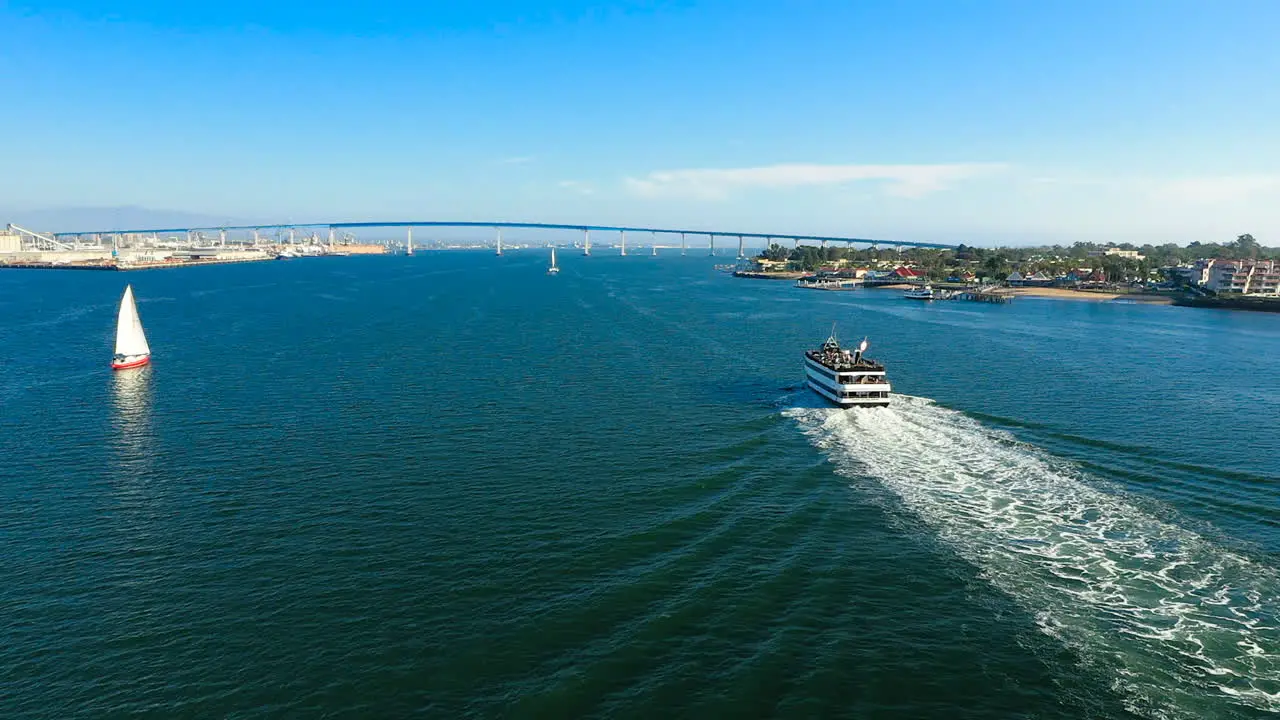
[904,284,936,300]
[112,285,151,370]
[804,330,891,407]
[547,246,560,275]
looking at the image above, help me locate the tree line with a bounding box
[759,234,1276,281]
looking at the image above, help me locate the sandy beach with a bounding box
[1004,287,1173,303]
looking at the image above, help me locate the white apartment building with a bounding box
[1188,258,1280,295]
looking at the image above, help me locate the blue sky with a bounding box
[3,0,1279,245]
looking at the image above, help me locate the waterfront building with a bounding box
[0,230,21,253]
[752,258,791,271]
[1204,259,1280,295]
[1005,270,1053,286]
[1174,259,1280,295]
[812,266,869,280]
[1062,268,1107,285]
[1088,247,1146,260]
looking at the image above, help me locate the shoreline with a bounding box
[0,257,277,271]
[1004,287,1174,304]
[731,270,807,280]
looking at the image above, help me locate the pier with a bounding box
[955,287,1014,303]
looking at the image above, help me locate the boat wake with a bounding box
[786,396,1280,719]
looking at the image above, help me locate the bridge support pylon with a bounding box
[737,235,744,259]
[583,229,590,256]
[620,230,626,256]
[680,232,686,256]
[709,234,715,256]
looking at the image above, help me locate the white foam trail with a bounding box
[787,396,1280,719]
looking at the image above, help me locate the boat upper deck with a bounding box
[805,349,885,373]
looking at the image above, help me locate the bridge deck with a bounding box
[51,220,956,250]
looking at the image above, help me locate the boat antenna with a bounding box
[829,322,838,344]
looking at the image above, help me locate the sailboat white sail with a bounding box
[112,285,151,369]
[547,246,560,274]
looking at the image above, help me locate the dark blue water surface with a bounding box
[2,252,1278,719]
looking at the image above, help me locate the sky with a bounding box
[2,0,1279,245]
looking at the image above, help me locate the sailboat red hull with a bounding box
[111,356,150,370]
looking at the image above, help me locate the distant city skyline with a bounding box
[3,1,1279,246]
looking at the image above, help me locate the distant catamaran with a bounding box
[547,246,560,275]
[112,285,151,370]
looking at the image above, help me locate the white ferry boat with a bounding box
[903,284,956,301]
[903,284,935,300]
[804,332,891,407]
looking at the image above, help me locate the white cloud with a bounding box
[1145,175,1280,205]
[557,180,595,195]
[625,162,1008,200]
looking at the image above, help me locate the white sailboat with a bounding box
[547,246,560,275]
[112,285,151,370]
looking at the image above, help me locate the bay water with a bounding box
[2,252,1278,718]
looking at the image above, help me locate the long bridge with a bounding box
[47,221,952,254]
[15,221,958,257]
